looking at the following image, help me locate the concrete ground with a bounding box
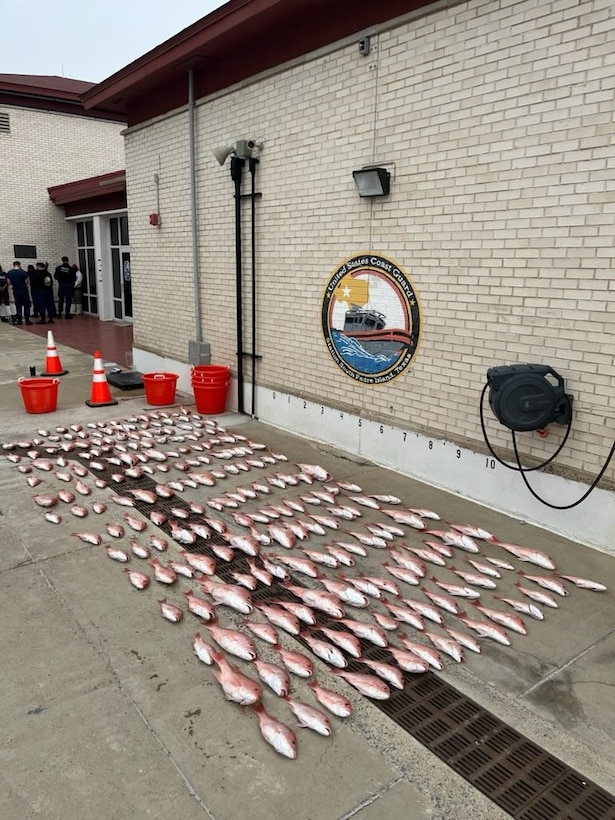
[1,324,614,820]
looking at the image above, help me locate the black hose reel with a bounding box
[486,364,573,432]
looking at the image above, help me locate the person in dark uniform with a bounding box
[0,265,10,322]
[7,262,32,325]
[30,262,56,324]
[54,255,76,319]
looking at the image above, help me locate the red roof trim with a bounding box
[82,0,433,122]
[48,171,126,206]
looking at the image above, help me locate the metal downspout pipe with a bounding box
[231,156,245,414]
[188,69,202,343]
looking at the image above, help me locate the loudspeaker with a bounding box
[212,143,236,166]
[486,364,572,432]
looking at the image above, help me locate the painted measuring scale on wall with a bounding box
[322,253,421,384]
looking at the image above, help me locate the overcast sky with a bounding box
[1,0,227,84]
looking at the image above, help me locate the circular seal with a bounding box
[321,253,421,384]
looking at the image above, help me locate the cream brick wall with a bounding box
[0,106,125,268]
[125,0,615,485]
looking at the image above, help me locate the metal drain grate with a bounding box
[81,459,615,819]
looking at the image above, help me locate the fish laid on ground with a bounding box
[409,508,440,520]
[150,558,177,585]
[251,702,297,759]
[389,548,426,577]
[72,531,102,545]
[457,612,511,645]
[247,558,273,586]
[317,577,370,608]
[274,644,314,678]
[199,577,253,614]
[406,546,446,567]
[33,494,58,508]
[241,620,279,645]
[307,679,352,717]
[74,480,92,496]
[386,647,430,673]
[397,633,444,670]
[424,631,465,663]
[127,488,158,504]
[282,582,346,619]
[317,626,362,659]
[338,574,381,599]
[360,658,404,689]
[109,493,134,507]
[184,590,216,621]
[467,559,501,579]
[381,599,424,630]
[518,572,568,597]
[106,523,125,539]
[211,650,263,706]
[123,512,147,532]
[300,632,348,668]
[255,604,301,636]
[485,556,516,571]
[123,569,150,589]
[337,617,388,648]
[431,578,481,599]
[514,582,558,608]
[493,596,544,620]
[180,550,215,575]
[44,512,62,524]
[129,539,151,559]
[283,696,332,736]
[276,600,317,626]
[58,489,76,504]
[347,495,381,510]
[106,546,130,563]
[494,542,556,571]
[556,574,607,592]
[326,545,356,565]
[296,463,332,481]
[70,505,88,518]
[448,522,496,541]
[193,632,216,665]
[403,598,444,625]
[372,610,400,631]
[231,572,258,590]
[331,669,391,700]
[382,509,426,530]
[301,548,339,568]
[383,562,421,587]
[205,623,257,661]
[253,659,291,698]
[269,553,319,578]
[470,602,527,635]
[449,566,498,590]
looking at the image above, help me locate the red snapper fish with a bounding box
[274,644,314,678]
[251,702,297,759]
[493,595,544,620]
[470,602,527,635]
[386,647,430,674]
[493,541,556,571]
[106,546,130,563]
[331,669,391,700]
[123,569,150,589]
[181,550,216,575]
[199,578,253,615]
[211,651,262,706]
[457,612,511,645]
[397,634,444,670]
[184,590,215,621]
[307,679,352,718]
[255,604,301,636]
[158,598,184,622]
[317,626,362,659]
[149,558,177,585]
[360,658,404,690]
[556,574,607,592]
[283,696,332,736]
[241,620,279,646]
[300,632,347,668]
[253,659,290,697]
[205,623,257,661]
[282,582,345,619]
[193,632,216,665]
[337,617,388,648]
[296,463,332,481]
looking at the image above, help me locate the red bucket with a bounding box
[192,381,229,414]
[18,377,60,414]
[191,365,230,384]
[142,372,178,406]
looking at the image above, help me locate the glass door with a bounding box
[110,216,131,320]
[77,220,96,314]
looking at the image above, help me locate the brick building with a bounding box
[0,74,126,317]
[82,0,615,551]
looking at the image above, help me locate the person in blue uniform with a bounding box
[30,262,56,324]
[54,256,76,319]
[7,262,32,325]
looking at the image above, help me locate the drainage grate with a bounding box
[81,457,615,819]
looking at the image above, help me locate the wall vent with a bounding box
[0,112,10,133]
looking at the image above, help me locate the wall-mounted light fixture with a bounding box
[352,166,390,197]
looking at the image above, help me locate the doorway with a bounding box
[110,216,132,321]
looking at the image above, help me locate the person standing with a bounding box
[30,262,56,324]
[0,265,11,322]
[71,263,83,315]
[7,261,33,325]
[54,255,76,319]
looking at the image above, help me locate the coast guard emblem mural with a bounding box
[322,253,421,384]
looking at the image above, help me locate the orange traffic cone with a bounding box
[41,330,68,376]
[85,350,118,407]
